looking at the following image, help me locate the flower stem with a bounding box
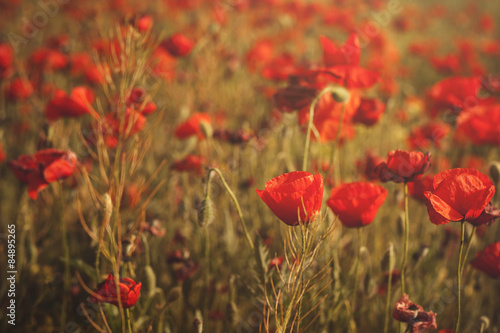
[455,221,465,333]
[302,87,333,171]
[383,244,395,333]
[461,225,476,275]
[353,228,362,309]
[207,168,254,250]
[401,182,409,296]
[125,308,132,333]
[329,103,346,185]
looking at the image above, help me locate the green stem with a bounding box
[302,87,334,170]
[207,168,254,250]
[461,225,476,275]
[329,103,346,185]
[401,182,409,295]
[383,245,395,333]
[126,308,132,333]
[296,224,307,332]
[353,228,361,309]
[455,221,465,333]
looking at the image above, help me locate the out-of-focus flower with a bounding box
[4,78,34,101]
[424,168,495,225]
[456,104,500,146]
[470,242,500,278]
[269,257,284,270]
[375,150,430,183]
[352,97,386,126]
[297,91,359,143]
[0,43,13,78]
[392,294,437,332]
[161,33,194,57]
[171,155,205,175]
[256,171,324,226]
[408,122,450,150]
[174,112,212,140]
[408,175,434,203]
[44,86,95,121]
[327,181,387,228]
[356,151,384,181]
[90,274,141,308]
[8,149,77,199]
[427,76,493,116]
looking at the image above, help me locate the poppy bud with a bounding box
[166,286,182,304]
[381,243,395,272]
[480,316,490,330]
[192,318,203,333]
[144,265,157,296]
[489,161,500,184]
[330,86,350,103]
[198,198,214,227]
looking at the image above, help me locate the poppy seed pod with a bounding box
[329,86,350,103]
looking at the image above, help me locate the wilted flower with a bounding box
[90,274,141,308]
[393,294,437,332]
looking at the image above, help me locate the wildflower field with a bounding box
[1,0,500,332]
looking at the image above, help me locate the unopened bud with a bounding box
[330,86,350,103]
[200,121,213,140]
[198,198,214,227]
[489,161,500,184]
[479,316,490,330]
[166,286,182,304]
[192,318,203,333]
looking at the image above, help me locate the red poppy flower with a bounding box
[245,39,275,72]
[375,150,430,183]
[174,112,211,140]
[8,149,77,199]
[0,143,6,163]
[256,171,324,226]
[137,15,153,33]
[456,104,500,146]
[127,88,157,116]
[4,78,34,101]
[424,168,495,225]
[430,54,461,75]
[408,122,450,150]
[90,274,141,308]
[355,151,383,181]
[467,203,500,227]
[0,43,13,79]
[319,34,380,89]
[427,76,493,116]
[161,33,194,57]
[470,242,500,278]
[392,294,437,332]
[273,79,318,112]
[261,53,298,81]
[408,175,434,203]
[352,97,386,126]
[171,155,205,175]
[297,91,359,143]
[327,182,387,228]
[269,257,284,270]
[29,47,68,72]
[44,86,95,121]
[103,109,147,148]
